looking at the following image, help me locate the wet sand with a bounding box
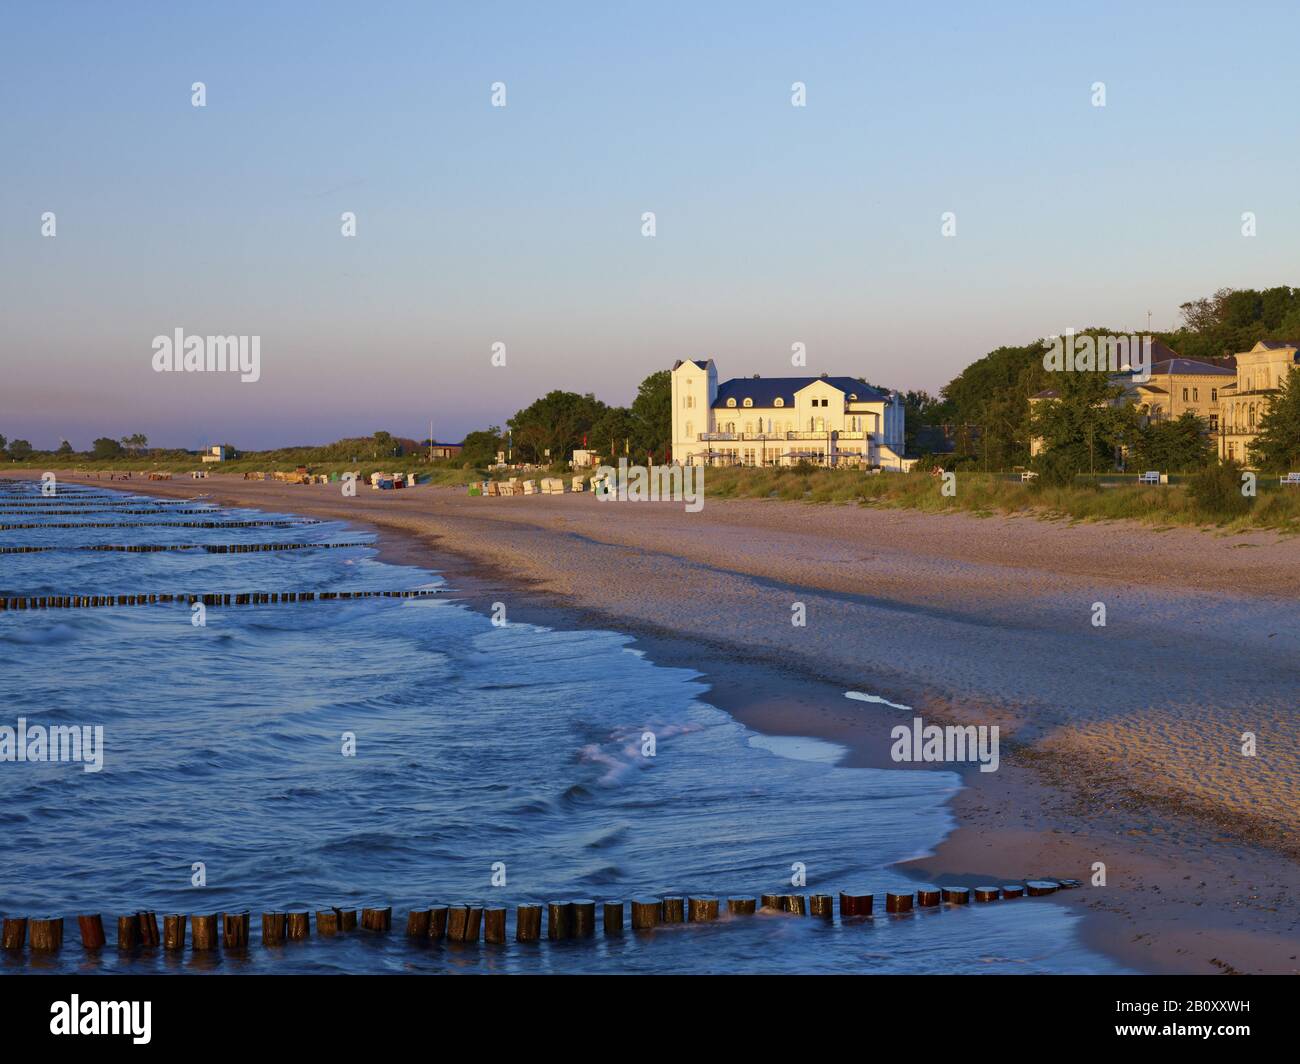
[8,472,1298,973]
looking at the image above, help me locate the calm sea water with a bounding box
[0,480,1122,973]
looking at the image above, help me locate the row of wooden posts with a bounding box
[0,541,370,555]
[0,588,446,611]
[0,508,216,516]
[0,519,319,531]
[0,881,1080,953]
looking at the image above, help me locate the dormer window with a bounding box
[742,398,753,407]
[726,398,737,407]
[774,397,784,407]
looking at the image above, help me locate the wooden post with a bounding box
[262,912,287,945]
[662,897,685,923]
[2,917,27,949]
[1001,884,1024,899]
[839,893,873,917]
[547,901,573,940]
[446,905,470,942]
[163,914,186,950]
[190,913,219,951]
[782,895,807,915]
[483,907,507,944]
[885,892,914,913]
[602,900,624,934]
[286,912,311,940]
[571,900,596,938]
[916,887,941,907]
[688,897,720,921]
[941,887,970,905]
[727,897,757,915]
[316,909,340,936]
[78,914,107,949]
[30,917,63,951]
[1026,880,1059,896]
[222,911,250,947]
[428,905,449,941]
[515,904,542,942]
[631,897,662,929]
[361,906,392,932]
[117,914,140,950]
[338,909,357,931]
[464,905,483,942]
[760,894,783,911]
[405,909,431,938]
[138,911,159,947]
[1058,879,1082,889]
[809,895,834,918]
[974,886,1000,903]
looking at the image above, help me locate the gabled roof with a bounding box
[1253,340,1300,351]
[712,376,888,408]
[672,359,713,371]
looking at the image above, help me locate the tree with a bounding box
[92,437,125,459]
[589,406,637,460]
[1250,367,1300,471]
[0,434,7,453]
[56,440,74,455]
[371,431,398,458]
[459,426,504,467]
[1132,412,1214,473]
[1029,372,1137,480]
[120,433,149,455]
[506,391,607,463]
[8,439,33,461]
[630,370,672,459]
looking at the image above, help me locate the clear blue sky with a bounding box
[3,0,1298,449]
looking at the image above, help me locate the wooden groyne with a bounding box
[0,542,370,555]
[0,519,321,531]
[0,508,217,516]
[0,588,447,612]
[0,879,1082,955]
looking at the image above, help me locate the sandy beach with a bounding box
[7,471,1298,974]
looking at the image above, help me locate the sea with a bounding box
[0,478,1123,973]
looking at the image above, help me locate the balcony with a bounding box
[698,430,873,442]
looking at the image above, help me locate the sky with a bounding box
[2,0,1299,450]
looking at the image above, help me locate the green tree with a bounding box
[1029,372,1136,480]
[56,439,74,455]
[589,406,637,460]
[630,370,672,459]
[1250,367,1300,471]
[92,437,124,459]
[459,426,504,467]
[1132,412,1215,473]
[507,391,607,463]
[8,439,33,461]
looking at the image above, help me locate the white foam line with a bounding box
[845,690,912,711]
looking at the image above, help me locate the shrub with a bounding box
[1186,461,1252,520]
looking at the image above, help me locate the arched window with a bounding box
[726,398,737,407]
[744,422,753,435]
[774,397,784,407]
[742,398,753,408]
[685,421,693,439]
[684,395,694,408]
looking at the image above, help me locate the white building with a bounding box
[670,359,908,469]
[200,445,228,463]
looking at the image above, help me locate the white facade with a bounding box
[670,359,907,469]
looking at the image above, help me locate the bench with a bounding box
[1137,471,1161,485]
[1019,471,1038,483]
[1281,473,1300,486]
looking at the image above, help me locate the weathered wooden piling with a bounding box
[428,905,449,941]
[117,914,140,950]
[262,912,287,945]
[515,904,542,942]
[782,895,807,915]
[78,914,106,949]
[222,911,250,947]
[728,897,757,915]
[483,907,507,944]
[137,911,159,947]
[285,912,311,940]
[405,908,431,938]
[1057,879,1082,889]
[571,900,596,937]
[446,905,470,942]
[662,897,685,923]
[546,901,573,940]
[602,900,625,933]
[942,887,971,905]
[162,914,186,950]
[974,886,1000,903]
[916,887,942,907]
[1026,880,1059,896]
[885,891,914,913]
[760,894,784,911]
[30,918,63,952]
[1001,884,1024,899]
[631,897,662,929]
[190,913,219,951]
[361,906,392,932]
[839,893,873,917]
[3,917,28,949]
[809,895,834,919]
[315,909,340,936]
[688,897,720,921]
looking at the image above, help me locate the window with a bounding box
[683,395,694,408]
[1209,414,1218,430]
[1211,388,1217,401]
[1182,388,1188,401]
[774,397,784,407]
[726,398,737,407]
[743,398,753,407]
[1192,388,1198,402]
[744,422,753,436]
[685,421,693,438]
